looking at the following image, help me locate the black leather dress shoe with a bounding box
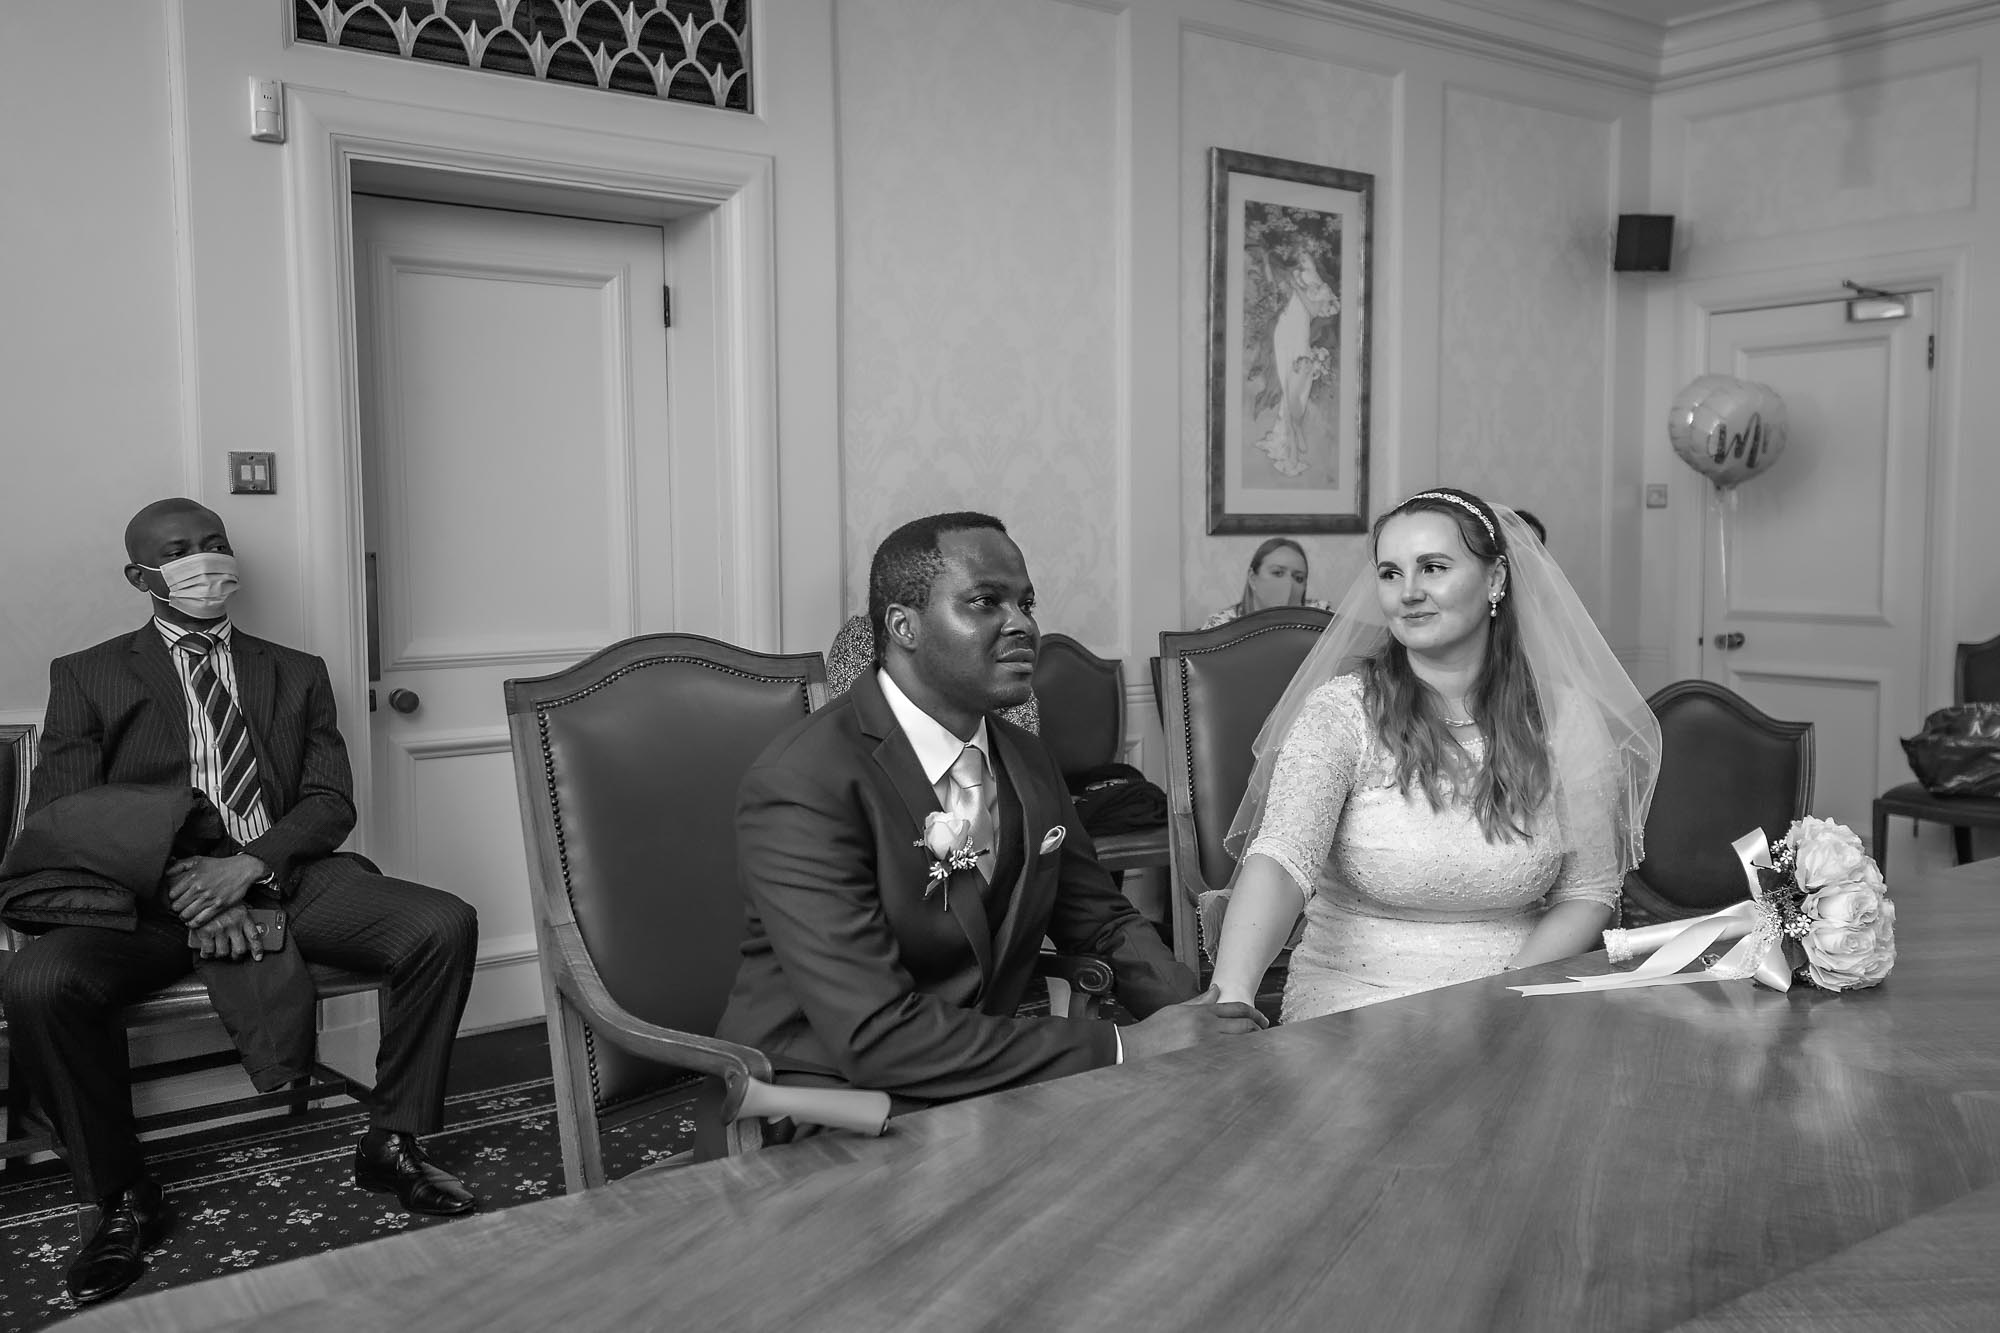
[354,1132,478,1216]
[66,1176,172,1306]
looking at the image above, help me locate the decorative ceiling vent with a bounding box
[293,1,752,111]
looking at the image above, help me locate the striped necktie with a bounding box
[176,631,264,829]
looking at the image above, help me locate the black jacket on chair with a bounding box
[0,783,316,1088]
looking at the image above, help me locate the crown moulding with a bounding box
[1244,0,2000,90]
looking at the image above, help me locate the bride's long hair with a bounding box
[1227,488,1660,876]
[1359,489,1551,843]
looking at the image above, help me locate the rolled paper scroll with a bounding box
[1511,829,1792,996]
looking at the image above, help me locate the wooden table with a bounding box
[67,861,2000,1332]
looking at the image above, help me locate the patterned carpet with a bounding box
[0,1024,698,1331]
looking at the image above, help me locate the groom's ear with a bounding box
[883,603,919,653]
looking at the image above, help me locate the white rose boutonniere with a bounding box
[915,811,981,911]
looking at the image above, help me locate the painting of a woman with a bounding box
[1241,203,1343,487]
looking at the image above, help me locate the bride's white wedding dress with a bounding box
[1226,675,1623,1023]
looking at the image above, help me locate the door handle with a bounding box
[387,688,421,714]
[1712,632,1745,650]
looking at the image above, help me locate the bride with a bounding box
[1205,488,1660,1022]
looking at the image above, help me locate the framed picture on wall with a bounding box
[1206,148,1373,535]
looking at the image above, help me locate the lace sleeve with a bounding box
[1543,693,1624,910]
[1242,676,1367,899]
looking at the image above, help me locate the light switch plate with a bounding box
[1644,483,1669,509]
[228,452,276,495]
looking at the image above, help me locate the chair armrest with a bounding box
[545,920,769,1107]
[1034,951,1114,997]
[1035,951,1113,1019]
[544,922,887,1135]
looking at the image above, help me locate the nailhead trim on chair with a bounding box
[1175,622,1306,845]
[532,655,814,1110]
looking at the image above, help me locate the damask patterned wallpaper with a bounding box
[1179,32,1394,628]
[1684,64,1976,245]
[1,2,185,714]
[835,0,1120,644]
[1438,88,1614,615]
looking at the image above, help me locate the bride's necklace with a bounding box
[1442,714,1479,728]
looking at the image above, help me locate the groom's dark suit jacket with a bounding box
[718,671,1196,1105]
[30,622,362,893]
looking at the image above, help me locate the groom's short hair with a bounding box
[868,512,1009,660]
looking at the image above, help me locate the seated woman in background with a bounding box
[1203,488,1659,1022]
[1200,537,1331,629]
[825,613,1040,732]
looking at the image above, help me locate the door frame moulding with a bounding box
[1670,246,1965,709]
[282,88,782,833]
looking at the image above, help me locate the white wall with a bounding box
[0,0,840,724]
[5,0,1993,766]
[830,0,1653,738]
[837,0,1124,637]
[1638,24,2000,701]
[0,4,188,716]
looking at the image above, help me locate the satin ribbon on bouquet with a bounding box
[1510,830,1792,996]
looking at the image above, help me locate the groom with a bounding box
[717,512,1264,1114]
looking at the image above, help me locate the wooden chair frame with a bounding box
[506,634,829,1190]
[1158,608,1332,976]
[507,634,1114,1192]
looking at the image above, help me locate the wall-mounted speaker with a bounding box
[1613,214,1674,272]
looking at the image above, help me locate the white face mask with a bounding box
[137,551,240,620]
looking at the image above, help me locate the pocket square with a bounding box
[1038,827,1066,855]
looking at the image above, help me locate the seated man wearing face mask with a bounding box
[1,498,481,1307]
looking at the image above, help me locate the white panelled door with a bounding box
[1699,292,1935,840]
[352,196,671,1028]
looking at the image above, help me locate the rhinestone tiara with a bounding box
[1405,490,1497,546]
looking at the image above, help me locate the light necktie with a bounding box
[946,744,996,882]
[177,632,265,831]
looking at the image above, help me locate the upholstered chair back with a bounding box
[1032,634,1123,782]
[1159,608,1330,970]
[1957,633,2000,705]
[506,636,824,1112]
[1624,680,1813,924]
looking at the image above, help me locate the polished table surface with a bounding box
[66,860,2000,1332]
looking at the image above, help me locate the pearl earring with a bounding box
[1488,591,1501,619]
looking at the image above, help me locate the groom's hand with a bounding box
[1118,985,1267,1062]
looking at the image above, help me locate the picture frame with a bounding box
[1205,148,1374,535]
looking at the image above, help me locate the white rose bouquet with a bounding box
[1515,817,1896,999]
[1761,817,1897,992]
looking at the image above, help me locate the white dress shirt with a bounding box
[876,668,991,805]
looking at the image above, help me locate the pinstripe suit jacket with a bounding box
[29,622,358,894]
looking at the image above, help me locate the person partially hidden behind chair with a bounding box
[0,499,481,1306]
[717,512,1265,1122]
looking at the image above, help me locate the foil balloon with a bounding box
[1668,374,1788,489]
